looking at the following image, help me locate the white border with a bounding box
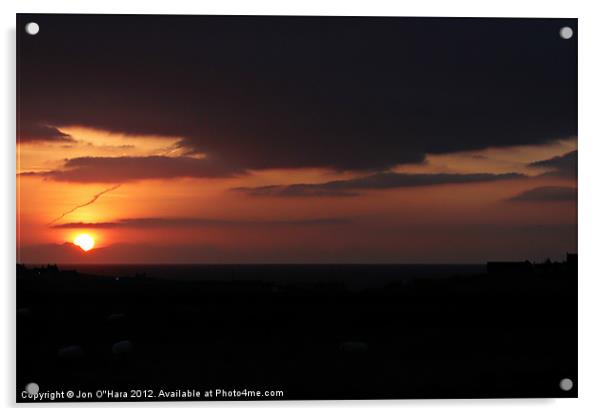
[3,1,602,415]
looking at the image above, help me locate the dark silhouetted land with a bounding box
[17,259,577,401]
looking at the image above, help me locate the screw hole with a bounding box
[25,22,40,36]
[559,26,573,40]
[559,378,573,391]
[25,382,39,395]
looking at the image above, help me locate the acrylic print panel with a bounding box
[16,14,577,402]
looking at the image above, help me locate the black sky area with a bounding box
[17,14,577,172]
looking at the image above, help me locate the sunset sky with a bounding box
[16,15,577,264]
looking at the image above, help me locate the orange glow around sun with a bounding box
[74,234,95,252]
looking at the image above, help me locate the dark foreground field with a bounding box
[16,262,577,401]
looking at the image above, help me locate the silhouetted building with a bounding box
[566,253,577,267]
[487,261,533,275]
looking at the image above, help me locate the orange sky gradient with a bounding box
[17,126,577,264]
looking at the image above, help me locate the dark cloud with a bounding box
[18,15,577,172]
[50,217,351,228]
[25,156,244,183]
[18,123,73,142]
[234,171,524,197]
[508,186,577,202]
[529,150,577,178]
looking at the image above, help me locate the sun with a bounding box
[73,233,95,252]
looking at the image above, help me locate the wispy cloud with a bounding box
[507,186,577,202]
[529,150,577,178]
[18,123,74,143]
[24,156,244,183]
[50,217,351,229]
[233,172,525,197]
